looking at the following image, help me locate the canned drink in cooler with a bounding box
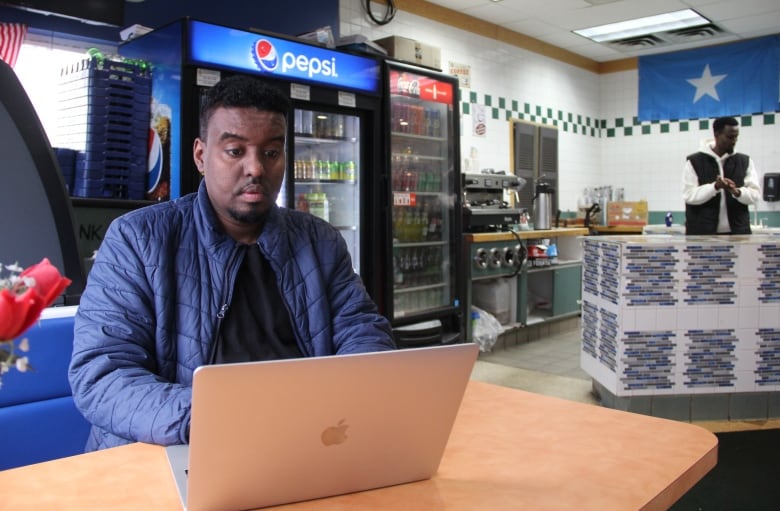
[345,161,355,181]
[304,160,314,180]
[329,161,339,180]
[293,160,302,179]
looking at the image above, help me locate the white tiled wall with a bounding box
[339,0,780,217]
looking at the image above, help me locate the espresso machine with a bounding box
[462,172,525,232]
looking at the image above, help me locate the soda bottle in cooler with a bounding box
[415,207,425,242]
[430,170,441,193]
[393,247,404,285]
[426,203,436,241]
[301,110,313,135]
[308,192,323,220]
[392,206,404,244]
[427,247,438,285]
[313,114,323,138]
[410,247,420,285]
[406,169,418,192]
[402,207,413,242]
[294,109,303,134]
[417,169,428,192]
[322,192,330,222]
[401,248,412,285]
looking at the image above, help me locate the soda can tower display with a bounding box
[54,54,151,200]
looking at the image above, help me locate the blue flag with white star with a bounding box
[638,36,780,121]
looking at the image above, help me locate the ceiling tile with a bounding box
[409,0,780,62]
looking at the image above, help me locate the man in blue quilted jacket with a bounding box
[69,75,396,451]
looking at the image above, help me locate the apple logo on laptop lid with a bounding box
[321,419,349,446]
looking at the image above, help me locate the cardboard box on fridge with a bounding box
[607,201,648,226]
[374,36,442,70]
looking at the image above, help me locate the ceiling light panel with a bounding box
[574,9,711,43]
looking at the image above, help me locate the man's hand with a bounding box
[715,176,741,197]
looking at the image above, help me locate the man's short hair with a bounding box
[199,75,291,140]
[713,116,738,134]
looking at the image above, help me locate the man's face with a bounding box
[193,106,287,237]
[714,125,739,155]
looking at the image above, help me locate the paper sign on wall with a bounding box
[449,61,471,89]
[472,104,486,137]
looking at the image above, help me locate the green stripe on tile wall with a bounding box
[461,92,778,138]
[600,113,777,137]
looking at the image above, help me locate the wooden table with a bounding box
[463,226,589,243]
[0,380,717,510]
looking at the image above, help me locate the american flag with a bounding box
[0,23,27,68]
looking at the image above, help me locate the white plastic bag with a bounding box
[471,306,503,352]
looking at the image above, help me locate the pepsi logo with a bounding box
[252,38,339,78]
[254,39,278,72]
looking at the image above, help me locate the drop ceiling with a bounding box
[423,0,780,62]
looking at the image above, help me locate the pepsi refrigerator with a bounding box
[120,19,385,298]
[383,61,463,346]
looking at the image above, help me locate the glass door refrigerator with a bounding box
[384,61,463,346]
[290,108,364,275]
[120,19,384,294]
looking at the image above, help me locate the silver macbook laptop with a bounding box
[166,342,479,511]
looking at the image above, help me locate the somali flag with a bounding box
[638,35,780,121]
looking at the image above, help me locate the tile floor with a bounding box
[478,325,589,380]
[470,318,780,432]
[469,318,599,406]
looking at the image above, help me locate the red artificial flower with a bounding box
[0,258,71,340]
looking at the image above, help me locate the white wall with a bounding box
[340,0,780,218]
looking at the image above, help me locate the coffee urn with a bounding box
[532,181,555,230]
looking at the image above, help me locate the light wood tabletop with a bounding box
[0,380,717,510]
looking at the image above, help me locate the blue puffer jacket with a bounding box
[69,182,395,451]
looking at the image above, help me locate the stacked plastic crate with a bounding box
[55,56,150,200]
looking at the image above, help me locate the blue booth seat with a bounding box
[0,306,91,470]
